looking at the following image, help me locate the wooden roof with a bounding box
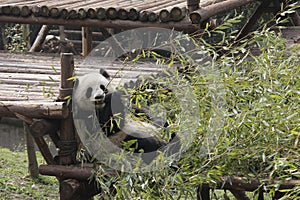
[0,0,189,23]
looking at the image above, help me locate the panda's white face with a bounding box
[73,73,115,111]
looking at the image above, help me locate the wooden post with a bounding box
[82,27,93,56]
[24,122,39,179]
[58,53,76,165]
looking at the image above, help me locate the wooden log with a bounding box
[1,6,11,15]
[0,15,201,33]
[67,9,78,20]
[58,53,76,165]
[32,6,41,17]
[78,8,87,20]
[20,6,32,17]
[159,9,171,23]
[0,101,68,119]
[128,8,139,21]
[29,25,51,52]
[39,164,117,180]
[11,6,21,16]
[170,7,186,22]
[40,6,49,17]
[139,11,149,22]
[106,7,118,20]
[87,8,97,19]
[96,7,106,20]
[187,0,200,12]
[39,164,93,180]
[117,8,128,20]
[49,7,60,18]
[200,0,226,7]
[190,0,257,24]
[148,12,158,22]
[24,122,39,179]
[60,8,69,19]
[34,136,56,165]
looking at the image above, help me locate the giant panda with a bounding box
[72,69,180,164]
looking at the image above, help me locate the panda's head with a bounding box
[73,69,115,111]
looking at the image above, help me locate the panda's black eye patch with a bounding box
[86,87,93,98]
[100,84,108,94]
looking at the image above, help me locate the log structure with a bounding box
[0,0,299,199]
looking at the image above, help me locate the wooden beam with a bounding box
[0,101,68,119]
[0,15,201,33]
[190,0,257,24]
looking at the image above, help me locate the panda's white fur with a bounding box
[73,73,114,111]
[73,71,165,149]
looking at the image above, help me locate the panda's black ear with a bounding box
[74,78,79,89]
[100,68,110,79]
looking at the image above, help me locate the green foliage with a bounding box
[89,6,299,199]
[4,24,28,52]
[0,148,58,199]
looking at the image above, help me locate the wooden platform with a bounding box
[0,51,163,118]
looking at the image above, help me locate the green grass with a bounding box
[0,147,59,200]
